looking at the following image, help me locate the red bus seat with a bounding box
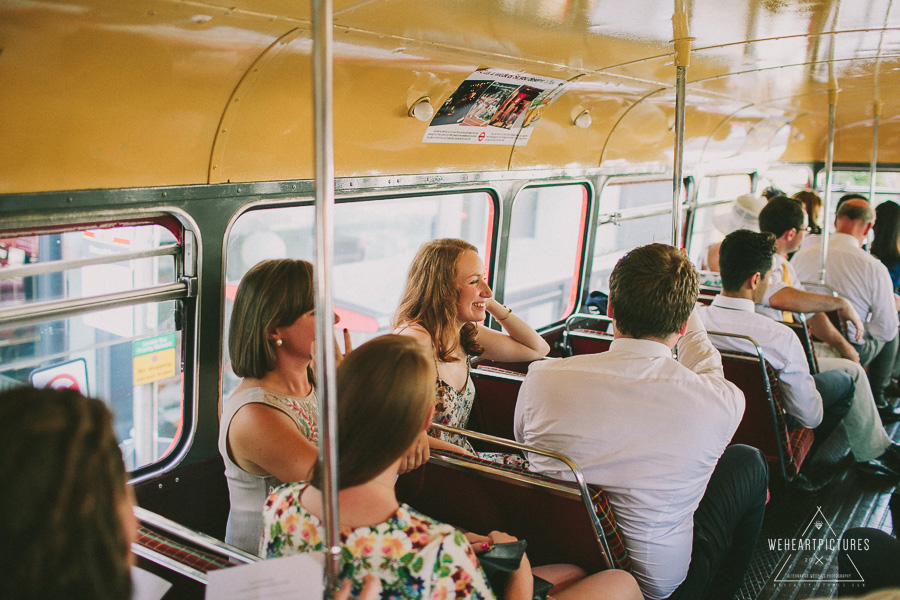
[133,507,258,599]
[712,340,815,482]
[396,448,631,574]
[469,367,524,448]
[784,318,820,374]
[563,313,614,356]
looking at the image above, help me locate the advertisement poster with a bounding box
[423,68,568,146]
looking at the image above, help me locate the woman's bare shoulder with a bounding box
[393,323,433,347]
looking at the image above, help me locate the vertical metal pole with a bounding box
[312,0,340,595]
[869,100,882,204]
[819,89,838,285]
[671,0,691,248]
[672,66,687,248]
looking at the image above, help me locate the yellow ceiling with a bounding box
[2,0,899,193]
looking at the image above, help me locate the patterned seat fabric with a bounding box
[136,526,235,574]
[431,449,632,571]
[763,361,815,478]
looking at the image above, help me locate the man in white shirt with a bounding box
[701,230,900,478]
[515,243,767,600]
[793,200,900,410]
[756,197,900,424]
[757,197,864,360]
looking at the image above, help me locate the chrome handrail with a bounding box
[0,281,188,329]
[0,244,180,280]
[428,423,614,569]
[134,506,259,565]
[563,312,612,335]
[132,543,208,584]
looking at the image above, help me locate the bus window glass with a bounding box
[687,175,751,268]
[758,166,811,196]
[0,223,185,472]
[224,192,493,397]
[816,170,900,209]
[587,180,672,297]
[504,185,587,328]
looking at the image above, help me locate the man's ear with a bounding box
[864,223,874,236]
[606,299,615,320]
[747,272,762,291]
[677,319,689,336]
[781,229,797,246]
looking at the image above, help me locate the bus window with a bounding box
[223,192,494,398]
[758,166,811,197]
[686,174,752,268]
[588,180,672,296]
[817,170,900,211]
[0,222,189,472]
[503,184,587,329]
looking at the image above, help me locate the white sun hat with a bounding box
[713,194,767,234]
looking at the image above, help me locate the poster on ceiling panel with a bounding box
[422,68,567,146]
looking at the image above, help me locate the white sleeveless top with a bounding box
[217,386,318,554]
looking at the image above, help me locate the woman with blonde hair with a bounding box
[262,335,642,600]
[220,258,352,554]
[0,387,136,600]
[393,238,550,464]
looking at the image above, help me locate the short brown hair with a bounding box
[0,387,131,599]
[312,336,435,489]
[719,230,776,292]
[608,244,698,339]
[229,259,315,379]
[393,238,483,362]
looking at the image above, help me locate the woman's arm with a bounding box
[227,403,319,483]
[478,298,550,362]
[486,531,534,600]
[426,432,475,455]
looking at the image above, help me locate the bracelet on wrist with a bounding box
[497,305,513,321]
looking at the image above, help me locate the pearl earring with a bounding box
[275,339,283,347]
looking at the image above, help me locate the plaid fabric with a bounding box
[763,360,814,477]
[432,449,632,571]
[474,366,525,378]
[136,526,234,573]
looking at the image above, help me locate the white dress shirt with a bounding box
[700,295,824,428]
[792,233,899,343]
[514,311,743,600]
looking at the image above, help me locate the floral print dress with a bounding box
[262,483,496,600]
[433,359,527,469]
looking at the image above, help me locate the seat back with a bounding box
[784,317,820,374]
[715,343,814,481]
[396,449,630,573]
[469,367,524,448]
[563,313,614,356]
[133,506,257,599]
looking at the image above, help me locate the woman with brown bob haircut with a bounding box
[220,258,350,554]
[792,190,823,235]
[0,387,136,600]
[262,336,642,600]
[393,238,550,466]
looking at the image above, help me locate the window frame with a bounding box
[0,209,199,481]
